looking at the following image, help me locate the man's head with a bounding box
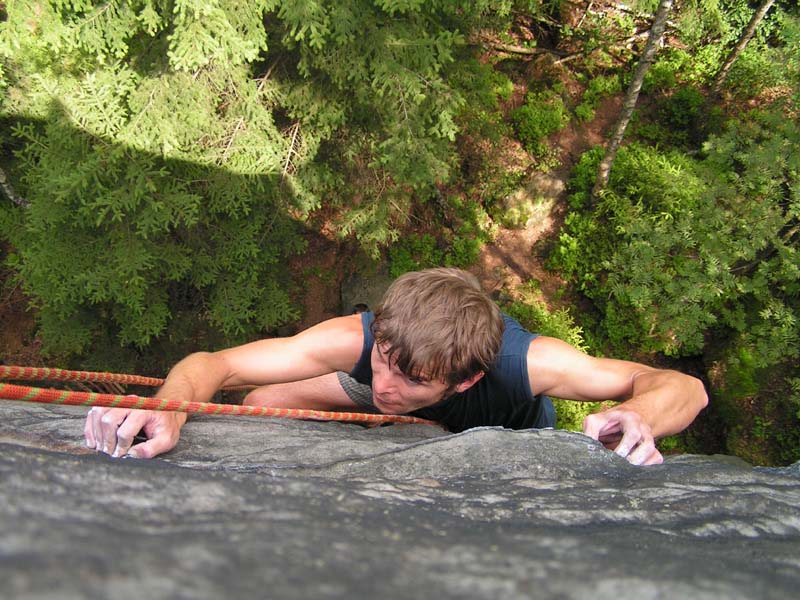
[368,268,503,412]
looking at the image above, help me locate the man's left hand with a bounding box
[583,408,663,466]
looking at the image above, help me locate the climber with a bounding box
[84,268,708,465]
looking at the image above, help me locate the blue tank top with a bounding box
[350,312,555,432]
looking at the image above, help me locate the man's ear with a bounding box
[454,371,484,393]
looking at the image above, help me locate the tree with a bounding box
[558,109,799,359]
[712,0,776,96]
[0,1,538,366]
[592,0,674,199]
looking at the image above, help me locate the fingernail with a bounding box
[85,439,93,448]
[615,444,629,457]
[95,441,101,451]
[126,450,138,459]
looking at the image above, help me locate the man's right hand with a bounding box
[84,407,186,459]
[79,319,365,460]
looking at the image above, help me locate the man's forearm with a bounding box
[158,352,233,415]
[626,370,708,438]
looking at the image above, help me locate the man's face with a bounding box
[369,343,453,414]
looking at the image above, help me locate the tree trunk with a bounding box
[0,167,29,208]
[712,0,776,97]
[592,0,674,200]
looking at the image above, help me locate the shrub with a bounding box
[388,234,444,278]
[511,91,569,156]
[655,85,723,149]
[575,74,620,122]
[448,56,512,142]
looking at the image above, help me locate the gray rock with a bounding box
[339,265,394,315]
[1,403,799,599]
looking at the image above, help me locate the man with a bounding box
[84,268,707,465]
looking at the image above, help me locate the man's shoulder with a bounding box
[313,312,365,331]
[501,313,533,332]
[499,314,538,348]
[297,314,366,372]
[482,315,537,381]
[305,314,366,349]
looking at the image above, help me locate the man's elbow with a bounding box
[169,351,230,384]
[174,350,213,362]
[665,373,708,436]
[687,374,709,414]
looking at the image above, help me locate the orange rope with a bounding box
[0,366,438,427]
[0,365,256,392]
[0,365,165,386]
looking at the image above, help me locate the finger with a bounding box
[84,408,99,448]
[127,429,177,459]
[90,407,112,451]
[582,412,621,440]
[612,428,642,460]
[612,416,652,461]
[99,408,133,454]
[626,437,658,466]
[112,409,150,458]
[642,447,664,466]
[582,413,601,439]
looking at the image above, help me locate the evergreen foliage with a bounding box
[555,111,799,361]
[553,110,799,462]
[0,0,535,364]
[387,194,494,278]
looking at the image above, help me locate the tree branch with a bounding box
[282,122,301,181]
[487,43,561,57]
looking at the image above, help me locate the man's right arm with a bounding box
[83,352,219,459]
[84,314,365,459]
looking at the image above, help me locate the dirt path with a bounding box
[473,95,621,304]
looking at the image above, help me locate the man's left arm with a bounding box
[527,336,708,465]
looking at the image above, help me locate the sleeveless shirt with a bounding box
[349,312,555,432]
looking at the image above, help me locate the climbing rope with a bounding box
[0,365,166,387]
[0,365,253,391]
[0,365,437,427]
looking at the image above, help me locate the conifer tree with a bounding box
[0,1,527,364]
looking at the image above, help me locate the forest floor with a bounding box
[473,93,623,304]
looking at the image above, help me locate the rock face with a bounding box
[340,266,394,315]
[1,403,799,599]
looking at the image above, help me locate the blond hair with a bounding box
[372,268,504,385]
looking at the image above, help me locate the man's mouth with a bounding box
[373,394,403,414]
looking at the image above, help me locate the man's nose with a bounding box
[372,371,397,395]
